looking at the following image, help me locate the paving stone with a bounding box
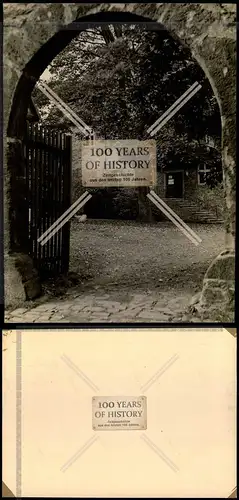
[105,307,126,314]
[137,310,172,321]
[35,315,52,322]
[130,299,150,306]
[167,297,190,307]
[113,312,141,320]
[49,314,65,321]
[6,316,25,322]
[131,294,149,300]
[96,300,122,307]
[21,313,41,321]
[68,316,91,322]
[96,303,127,312]
[76,296,95,301]
[82,306,106,313]
[90,310,110,316]
[9,307,28,315]
[108,317,137,323]
[73,301,95,309]
[32,304,51,311]
[89,315,110,322]
[34,304,59,312]
[150,307,174,315]
[125,305,151,314]
[69,304,91,312]
[4,288,200,324]
[96,294,110,300]
[67,315,106,323]
[48,304,66,311]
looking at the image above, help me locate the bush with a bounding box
[112,189,139,220]
[195,182,225,219]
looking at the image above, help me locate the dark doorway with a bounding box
[165,171,183,198]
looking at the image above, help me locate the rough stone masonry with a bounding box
[3,3,236,317]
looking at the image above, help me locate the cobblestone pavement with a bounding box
[5,288,196,323]
[5,222,225,324]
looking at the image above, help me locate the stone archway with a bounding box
[3,3,236,313]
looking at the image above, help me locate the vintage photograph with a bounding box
[3,3,236,324]
[2,327,237,497]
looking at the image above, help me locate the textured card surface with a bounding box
[2,328,236,498]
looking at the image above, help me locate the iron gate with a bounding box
[23,123,72,279]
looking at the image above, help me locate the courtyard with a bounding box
[5,220,227,323]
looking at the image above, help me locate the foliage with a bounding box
[32,24,222,219]
[194,182,225,219]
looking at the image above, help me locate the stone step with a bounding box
[157,198,223,223]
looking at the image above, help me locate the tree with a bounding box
[33,24,222,219]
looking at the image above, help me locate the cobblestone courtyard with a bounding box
[5,289,194,323]
[5,221,225,323]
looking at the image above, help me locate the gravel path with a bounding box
[5,220,225,323]
[69,220,224,291]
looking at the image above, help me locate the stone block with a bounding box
[200,278,234,309]
[4,254,26,308]
[24,277,42,300]
[205,252,235,280]
[4,252,42,304]
[202,285,226,304]
[14,253,39,282]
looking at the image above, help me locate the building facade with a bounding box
[71,133,224,223]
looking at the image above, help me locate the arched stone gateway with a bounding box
[3,3,236,316]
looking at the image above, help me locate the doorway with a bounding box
[165,171,184,198]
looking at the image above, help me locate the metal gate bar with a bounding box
[23,123,72,278]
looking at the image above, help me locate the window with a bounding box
[198,164,211,185]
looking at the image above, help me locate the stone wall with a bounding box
[3,3,236,315]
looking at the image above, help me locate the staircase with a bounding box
[158,198,224,224]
